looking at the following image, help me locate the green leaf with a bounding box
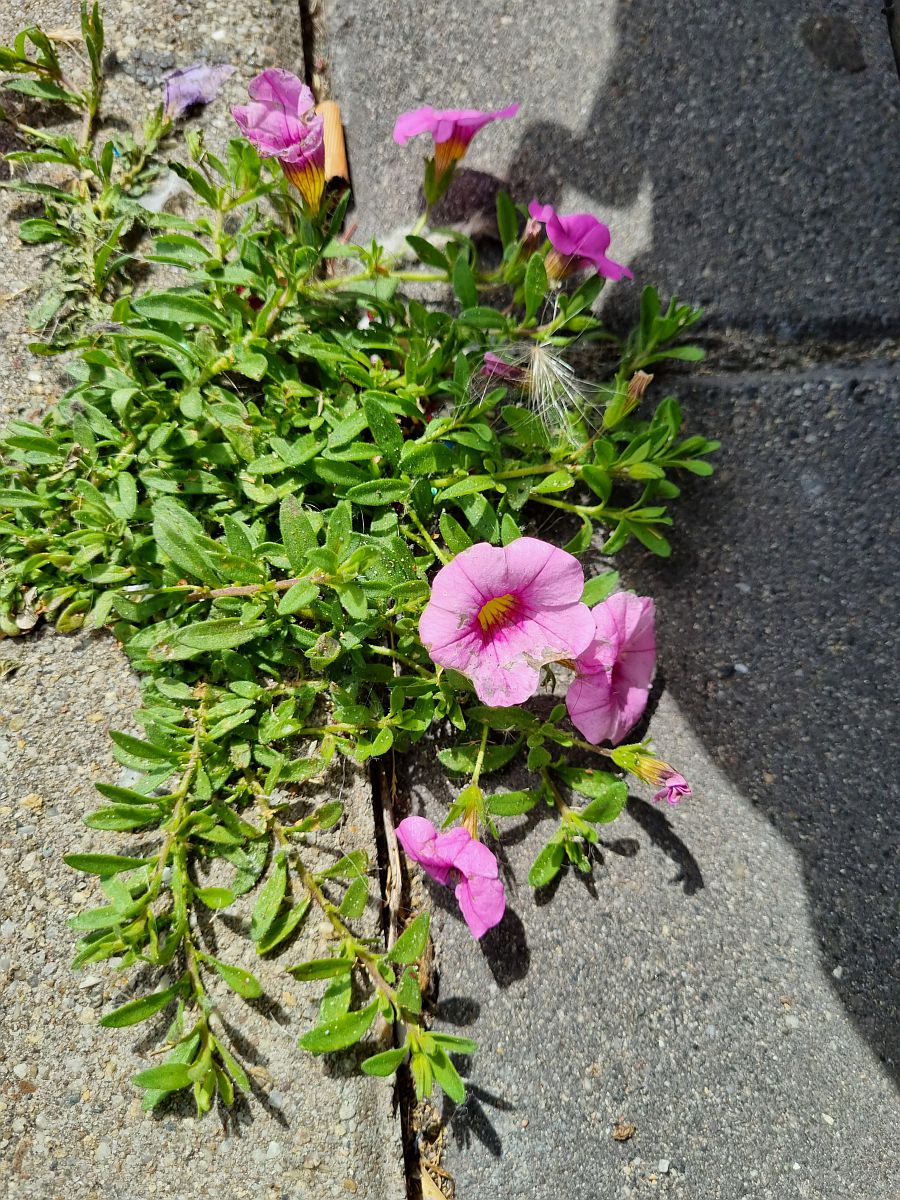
[387,913,429,964]
[288,958,354,981]
[250,852,287,943]
[555,766,622,801]
[279,495,317,573]
[486,789,540,816]
[439,475,494,501]
[429,1045,466,1103]
[100,981,183,1028]
[430,1032,479,1054]
[139,1034,201,1111]
[405,235,449,270]
[132,291,228,330]
[345,479,409,506]
[361,1046,408,1076]
[580,783,628,824]
[194,887,235,910]
[524,253,548,322]
[582,571,619,606]
[133,1063,194,1092]
[496,190,519,249]
[64,853,152,876]
[299,1000,378,1053]
[206,956,263,998]
[438,511,472,555]
[277,580,319,614]
[527,839,565,888]
[256,898,310,955]
[363,393,404,463]
[83,803,162,831]
[452,253,478,310]
[438,738,522,775]
[319,849,367,880]
[339,876,369,919]
[170,618,268,654]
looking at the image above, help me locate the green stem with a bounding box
[470,723,490,790]
[368,644,432,678]
[406,509,449,565]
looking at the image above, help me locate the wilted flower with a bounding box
[566,592,656,744]
[164,63,235,119]
[394,103,519,193]
[232,69,325,212]
[628,370,654,404]
[528,201,633,282]
[419,538,595,707]
[610,745,693,805]
[395,816,505,938]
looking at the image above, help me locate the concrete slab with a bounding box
[406,368,900,1198]
[0,4,407,1198]
[326,0,900,338]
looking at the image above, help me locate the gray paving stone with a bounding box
[326,0,900,337]
[407,369,900,1198]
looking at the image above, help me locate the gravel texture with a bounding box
[326,0,900,338]
[0,4,406,1198]
[408,370,900,1198]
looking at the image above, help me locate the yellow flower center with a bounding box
[477,593,517,632]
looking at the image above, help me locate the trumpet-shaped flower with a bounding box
[566,592,656,744]
[395,816,505,939]
[528,201,633,282]
[610,745,693,806]
[419,538,595,707]
[164,63,235,119]
[232,69,325,211]
[394,103,519,180]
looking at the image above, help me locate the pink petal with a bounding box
[566,670,620,744]
[528,200,555,224]
[451,836,499,880]
[395,816,468,885]
[164,63,235,119]
[247,68,314,113]
[454,874,506,939]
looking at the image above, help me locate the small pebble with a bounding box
[658,1159,670,1174]
[734,662,750,675]
[784,1014,800,1030]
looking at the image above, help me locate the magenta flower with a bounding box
[394,103,519,182]
[419,538,595,707]
[566,592,656,744]
[232,69,325,212]
[163,63,235,120]
[395,816,506,939]
[528,201,633,282]
[481,351,527,386]
[652,768,692,805]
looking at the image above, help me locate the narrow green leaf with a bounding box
[387,913,430,964]
[299,1000,378,1053]
[132,1063,193,1091]
[288,958,354,981]
[339,876,368,919]
[100,981,183,1028]
[582,571,620,606]
[250,853,287,943]
[524,253,548,322]
[361,1046,408,1076]
[206,956,262,999]
[64,853,152,876]
[527,840,565,888]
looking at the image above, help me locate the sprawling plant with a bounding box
[0,6,717,1115]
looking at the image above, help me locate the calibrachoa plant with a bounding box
[0,5,715,1117]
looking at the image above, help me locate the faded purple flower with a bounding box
[481,351,527,385]
[652,768,692,805]
[232,69,325,211]
[163,63,235,120]
[395,816,505,939]
[394,103,519,179]
[528,201,633,282]
[566,592,656,744]
[419,538,595,707]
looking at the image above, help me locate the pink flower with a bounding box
[232,69,325,212]
[481,352,527,385]
[394,103,519,180]
[419,538,595,707]
[566,592,656,744]
[528,201,633,282]
[653,768,692,805]
[395,816,506,939]
[164,63,235,119]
